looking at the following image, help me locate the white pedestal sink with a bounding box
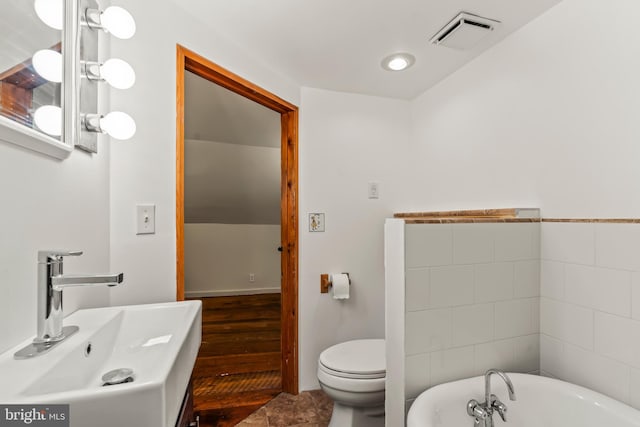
[0,300,202,427]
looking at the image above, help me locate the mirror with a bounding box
[0,0,72,159]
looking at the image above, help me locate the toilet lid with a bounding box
[319,339,385,378]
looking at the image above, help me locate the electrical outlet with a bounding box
[249,273,255,283]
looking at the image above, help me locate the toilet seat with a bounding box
[318,339,386,392]
[319,339,385,377]
[318,362,385,380]
[317,339,387,425]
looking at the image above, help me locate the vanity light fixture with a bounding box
[74,0,137,151]
[34,0,63,30]
[84,6,136,39]
[34,105,62,137]
[83,58,136,89]
[381,53,415,72]
[84,111,136,141]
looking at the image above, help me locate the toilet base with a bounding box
[328,402,385,427]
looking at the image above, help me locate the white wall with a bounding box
[299,87,410,390]
[407,0,640,218]
[0,140,111,354]
[540,222,640,409]
[184,140,280,224]
[108,0,300,307]
[107,0,412,391]
[184,223,280,296]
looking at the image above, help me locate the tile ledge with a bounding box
[541,218,640,223]
[395,209,640,224]
[403,218,540,224]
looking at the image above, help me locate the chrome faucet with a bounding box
[467,369,516,427]
[14,250,124,359]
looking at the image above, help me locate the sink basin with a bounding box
[0,300,202,427]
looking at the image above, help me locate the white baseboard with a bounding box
[185,287,281,298]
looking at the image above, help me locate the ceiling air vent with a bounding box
[430,12,500,50]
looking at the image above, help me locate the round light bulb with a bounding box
[100,111,136,140]
[34,0,63,30]
[34,105,62,136]
[100,58,135,89]
[100,6,136,40]
[388,57,408,71]
[32,49,62,83]
[381,53,415,72]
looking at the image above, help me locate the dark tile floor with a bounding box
[236,390,333,427]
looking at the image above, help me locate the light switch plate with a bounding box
[136,205,155,235]
[368,182,380,199]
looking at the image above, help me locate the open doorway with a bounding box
[176,46,299,424]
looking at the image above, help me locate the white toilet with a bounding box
[317,339,386,427]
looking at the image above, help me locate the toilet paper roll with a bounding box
[331,273,350,300]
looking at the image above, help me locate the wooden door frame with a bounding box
[176,45,299,394]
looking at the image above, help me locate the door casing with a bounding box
[175,45,299,394]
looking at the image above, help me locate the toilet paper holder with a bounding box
[320,273,351,293]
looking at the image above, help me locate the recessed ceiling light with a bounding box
[381,53,415,72]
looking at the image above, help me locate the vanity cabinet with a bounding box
[176,380,198,427]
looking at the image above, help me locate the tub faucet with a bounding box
[14,250,124,359]
[467,369,516,427]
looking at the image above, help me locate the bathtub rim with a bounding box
[407,373,640,426]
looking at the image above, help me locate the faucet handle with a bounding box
[467,399,490,420]
[38,250,83,262]
[490,394,508,422]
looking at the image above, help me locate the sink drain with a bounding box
[102,368,135,386]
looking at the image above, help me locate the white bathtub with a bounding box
[407,373,640,427]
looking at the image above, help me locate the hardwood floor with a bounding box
[189,294,282,427]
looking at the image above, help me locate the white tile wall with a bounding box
[405,353,430,399]
[429,265,474,308]
[430,346,475,385]
[514,261,540,298]
[405,268,429,311]
[563,343,630,404]
[475,339,516,373]
[540,334,563,377]
[541,298,594,349]
[564,265,632,316]
[540,222,640,410]
[405,222,540,401]
[630,369,640,409]
[405,309,452,354]
[540,261,564,300]
[405,224,453,268]
[453,224,494,264]
[475,263,514,303]
[541,222,595,265]
[564,264,595,308]
[495,298,538,339]
[595,224,640,271]
[494,223,539,262]
[513,334,540,373]
[402,222,640,414]
[452,304,494,346]
[595,268,632,317]
[633,272,640,321]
